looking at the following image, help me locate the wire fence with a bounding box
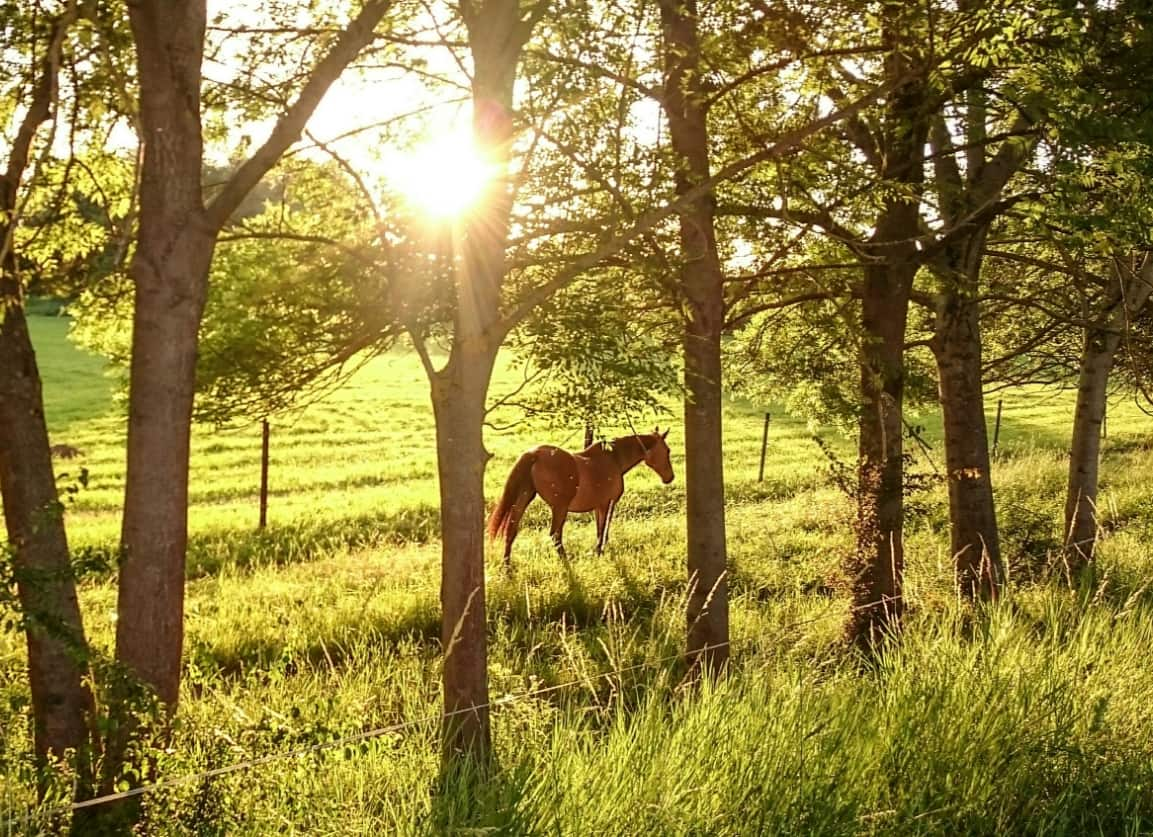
[3,595,899,827]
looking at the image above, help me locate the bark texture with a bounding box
[851,256,916,649]
[431,353,497,762]
[0,296,95,779]
[933,285,1002,597]
[116,0,214,713]
[658,0,729,675]
[1064,326,1118,573]
[104,3,396,811]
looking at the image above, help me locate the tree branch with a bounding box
[496,61,922,340]
[1,0,79,269]
[205,0,395,231]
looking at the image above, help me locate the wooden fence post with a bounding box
[757,412,771,482]
[991,398,1004,455]
[259,418,270,529]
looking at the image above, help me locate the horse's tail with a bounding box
[487,451,537,540]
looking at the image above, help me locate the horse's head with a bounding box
[643,427,674,484]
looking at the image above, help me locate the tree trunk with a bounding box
[932,281,1002,599]
[113,0,212,726]
[431,350,496,763]
[0,0,94,790]
[658,0,730,676]
[88,4,398,823]
[845,7,927,651]
[0,291,95,786]
[427,0,527,767]
[1064,256,1153,580]
[682,317,730,674]
[116,230,215,709]
[924,86,1033,602]
[850,259,914,650]
[1063,324,1118,577]
[110,0,394,775]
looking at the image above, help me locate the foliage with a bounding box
[726,300,939,431]
[69,158,430,425]
[504,270,679,432]
[2,0,136,300]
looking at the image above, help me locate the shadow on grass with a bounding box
[70,505,442,583]
[188,608,443,681]
[489,563,671,638]
[187,506,441,578]
[195,556,685,688]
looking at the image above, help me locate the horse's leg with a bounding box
[594,504,608,555]
[599,500,617,554]
[549,504,570,561]
[503,489,535,571]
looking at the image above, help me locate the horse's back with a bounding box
[570,446,624,512]
[525,444,623,512]
[527,445,580,504]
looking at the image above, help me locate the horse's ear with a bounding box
[661,427,670,440]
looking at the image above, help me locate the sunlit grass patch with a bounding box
[8,315,1153,832]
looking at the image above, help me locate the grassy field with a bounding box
[4,314,1153,834]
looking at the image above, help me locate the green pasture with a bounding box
[4,314,1153,834]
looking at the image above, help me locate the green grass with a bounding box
[27,315,116,429]
[4,314,1153,834]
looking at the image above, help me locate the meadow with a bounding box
[4,314,1153,834]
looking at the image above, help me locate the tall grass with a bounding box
[9,598,1153,835]
[4,315,1153,834]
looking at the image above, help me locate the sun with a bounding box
[389,126,496,220]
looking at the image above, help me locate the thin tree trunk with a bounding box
[682,319,730,673]
[845,5,927,651]
[0,292,95,787]
[658,0,729,676]
[116,231,215,709]
[0,0,94,791]
[850,259,914,650]
[1064,255,1153,580]
[1063,324,1118,577]
[112,1,213,741]
[431,351,496,763]
[106,2,396,814]
[924,89,1033,602]
[428,0,529,767]
[933,292,1002,598]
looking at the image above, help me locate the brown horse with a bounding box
[487,428,674,566]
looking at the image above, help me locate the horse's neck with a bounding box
[608,436,646,474]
